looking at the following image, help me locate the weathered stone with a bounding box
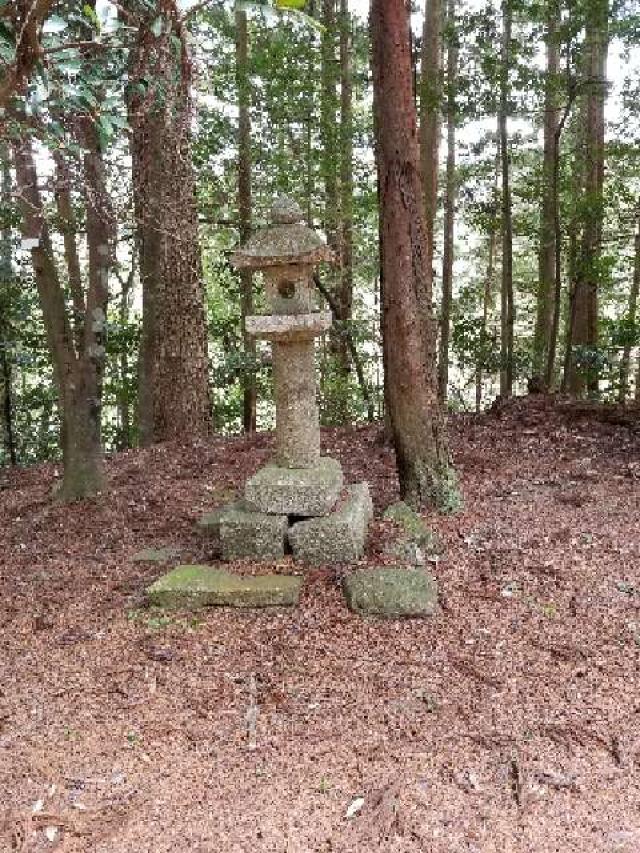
[197,501,248,538]
[288,482,373,565]
[218,506,288,560]
[273,339,320,467]
[132,547,180,564]
[342,566,438,618]
[231,195,335,271]
[245,311,332,341]
[382,501,441,552]
[146,565,303,609]
[245,457,344,517]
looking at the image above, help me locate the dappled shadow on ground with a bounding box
[1,397,639,852]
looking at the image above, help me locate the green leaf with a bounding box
[275,0,306,8]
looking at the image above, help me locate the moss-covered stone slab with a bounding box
[288,482,373,565]
[342,566,437,618]
[146,565,303,609]
[245,456,343,517]
[218,506,288,560]
[132,547,180,564]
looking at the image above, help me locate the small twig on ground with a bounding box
[246,673,259,751]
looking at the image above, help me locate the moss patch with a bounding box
[146,565,303,610]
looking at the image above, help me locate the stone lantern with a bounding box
[208,195,372,566]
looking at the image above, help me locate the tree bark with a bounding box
[12,132,108,499]
[476,208,497,413]
[338,0,354,375]
[618,210,639,402]
[236,7,257,433]
[0,148,16,465]
[532,0,559,389]
[128,0,210,444]
[419,0,442,270]
[371,0,459,511]
[498,0,514,398]
[438,0,456,402]
[53,149,85,349]
[564,0,608,397]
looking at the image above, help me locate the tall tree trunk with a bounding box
[236,8,256,433]
[532,0,560,389]
[371,0,459,511]
[0,148,16,465]
[128,0,210,444]
[419,0,442,268]
[338,0,354,374]
[618,209,640,402]
[438,0,456,402]
[498,0,514,398]
[564,0,608,397]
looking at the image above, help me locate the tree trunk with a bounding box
[338,0,354,373]
[371,0,459,511]
[419,0,442,268]
[236,8,257,433]
[128,0,210,444]
[116,268,133,449]
[53,149,85,349]
[0,147,16,465]
[12,133,106,499]
[476,214,497,413]
[618,210,640,402]
[564,0,608,397]
[438,0,457,402]
[498,0,514,398]
[532,0,559,389]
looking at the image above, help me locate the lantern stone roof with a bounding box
[231,196,336,269]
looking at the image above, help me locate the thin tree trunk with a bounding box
[419,0,442,269]
[117,268,134,449]
[565,0,608,397]
[618,210,640,402]
[0,148,16,465]
[236,8,256,433]
[438,0,456,402]
[499,0,514,397]
[371,0,459,511]
[532,0,560,389]
[13,132,107,499]
[53,149,85,349]
[476,217,497,413]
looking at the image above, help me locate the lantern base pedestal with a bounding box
[244,457,344,518]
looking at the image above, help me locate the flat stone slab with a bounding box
[246,311,332,342]
[146,565,303,609]
[132,547,180,564]
[245,456,343,517]
[288,482,373,565]
[342,566,437,618]
[218,505,288,560]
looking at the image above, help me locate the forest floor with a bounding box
[1,396,640,853]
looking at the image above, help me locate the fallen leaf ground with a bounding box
[1,397,639,852]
